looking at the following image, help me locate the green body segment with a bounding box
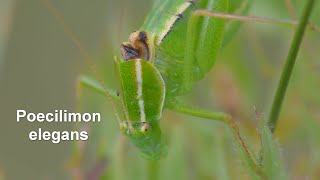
[118,59,165,123]
[141,0,228,97]
[117,58,166,159]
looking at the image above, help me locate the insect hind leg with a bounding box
[182,0,320,92]
[182,0,228,92]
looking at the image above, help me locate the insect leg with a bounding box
[168,102,264,178]
[182,0,319,91]
[79,75,123,126]
[80,75,135,130]
[284,0,320,32]
[80,75,119,100]
[183,0,228,92]
[192,9,319,31]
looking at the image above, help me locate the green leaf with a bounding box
[235,136,261,180]
[260,125,287,180]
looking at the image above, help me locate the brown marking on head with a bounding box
[120,31,150,61]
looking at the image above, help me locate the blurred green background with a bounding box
[0,0,319,179]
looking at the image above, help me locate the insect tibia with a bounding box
[120,31,152,61]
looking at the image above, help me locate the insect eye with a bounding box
[140,123,152,134]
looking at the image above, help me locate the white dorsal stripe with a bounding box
[157,1,193,45]
[135,60,146,123]
[154,66,166,121]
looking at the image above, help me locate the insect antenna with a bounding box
[112,0,134,130]
[114,0,128,52]
[42,0,122,125]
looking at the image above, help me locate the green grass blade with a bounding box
[268,0,316,132]
[260,125,287,180]
[236,144,262,180]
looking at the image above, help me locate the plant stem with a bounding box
[147,160,159,180]
[268,0,316,133]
